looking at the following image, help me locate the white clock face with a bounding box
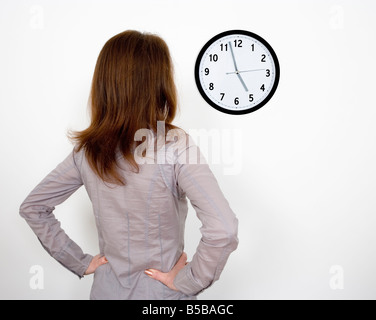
[195,30,280,115]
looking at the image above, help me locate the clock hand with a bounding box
[236,73,248,92]
[228,41,248,92]
[226,68,266,75]
[229,41,239,72]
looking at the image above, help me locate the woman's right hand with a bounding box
[84,254,108,275]
[144,252,187,291]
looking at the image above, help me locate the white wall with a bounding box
[1,0,376,300]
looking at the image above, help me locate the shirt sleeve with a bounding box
[172,134,239,296]
[19,149,93,278]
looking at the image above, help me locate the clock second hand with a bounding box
[226,68,266,75]
[228,41,249,92]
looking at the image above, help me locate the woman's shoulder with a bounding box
[164,127,206,166]
[71,144,87,170]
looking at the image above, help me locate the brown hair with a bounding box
[70,30,179,185]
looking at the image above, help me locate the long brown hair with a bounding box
[70,30,179,185]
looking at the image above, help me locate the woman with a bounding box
[19,30,238,300]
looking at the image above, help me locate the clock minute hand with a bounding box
[229,41,239,72]
[228,41,248,92]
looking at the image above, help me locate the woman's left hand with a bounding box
[84,254,108,275]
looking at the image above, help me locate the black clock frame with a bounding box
[194,30,280,115]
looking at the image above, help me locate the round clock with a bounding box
[194,30,280,115]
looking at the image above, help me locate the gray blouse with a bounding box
[19,132,238,300]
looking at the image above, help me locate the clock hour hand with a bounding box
[236,72,248,92]
[229,41,248,92]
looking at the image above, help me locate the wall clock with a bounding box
[195,30,280,115]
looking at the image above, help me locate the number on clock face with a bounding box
[195,30,280,115]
